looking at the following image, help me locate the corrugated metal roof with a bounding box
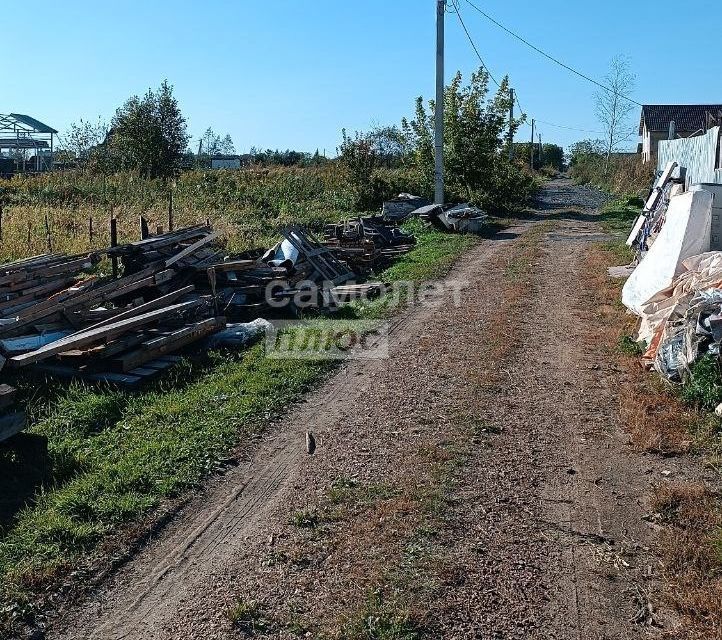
[639,105,722,135]
[8,113,58,134]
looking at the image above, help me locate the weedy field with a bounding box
[0,170,478,633]
[0,165,382,261]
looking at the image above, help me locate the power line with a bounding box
[462,0,643,107]
[535,119,605,134]
[449,0,608,141]
[449,0,501,88]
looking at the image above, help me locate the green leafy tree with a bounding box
[220,134,235,155]
[60,117,109,161]
[541,144,565,170]
[110,80,189,178]
[402,69,529,208]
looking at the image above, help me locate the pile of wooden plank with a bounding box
[323,216,416,273]
[0,217,416,444]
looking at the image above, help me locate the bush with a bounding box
[569,140,654,196]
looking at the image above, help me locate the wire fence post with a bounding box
[110,217,118,278]
[140,215,149,240]
[168,190,174,232]
[88,216,94,245]
[44,212,52,252]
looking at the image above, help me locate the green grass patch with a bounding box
[336,220,478,320]
[681,355,722,411]
[226,599,271,633]
[599,198,641,237]
[617,335,644,356]
[341,590,420,640]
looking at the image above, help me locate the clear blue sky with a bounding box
[4,0,721,154]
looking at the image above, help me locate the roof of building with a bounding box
[640,104,722,135]
[8,113,58,134]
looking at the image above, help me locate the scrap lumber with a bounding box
[8,301,201,367]
[0,412,26,444]
[69,285,195,336]
[281,226,354,285]
[0,384,17,409]
[110,317,225,372]
[165,232,220,267]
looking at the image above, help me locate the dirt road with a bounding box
[49,180,674,639]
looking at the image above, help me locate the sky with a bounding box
[3,0,721,155]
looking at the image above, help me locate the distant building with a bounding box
[640,104,722,163]
[0,113,58,174]
[211,155,241,169]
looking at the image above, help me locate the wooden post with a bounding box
[0,201,4,242]
[110,217,118,279]
[207,266,219,317]
[168,190,174,232]
[44,212,52,252]
[530,119,535,170]
[156,225,164,235]
[139,216,149,240]
[88,216,94,244]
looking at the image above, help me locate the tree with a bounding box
[220,134,235,155]
[402,68,526,205]
[595,56,636,162]
[111,80,189,178]
[541,143,565,171]
[568,139,606,166]
[60,117,108,161]
[200,127,221,156]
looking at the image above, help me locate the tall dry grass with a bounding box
[0,165,359,261]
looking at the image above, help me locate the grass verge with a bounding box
[0,219,482,635]
[583,240,722,637]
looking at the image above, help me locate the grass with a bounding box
[585,239,722,637]
[0,213,486,634]
[340,590,420,640]
[681,356,722,412]
[649,482,722,638]
[226,599,270,633]
[0,166,359,260]
[598,197,642,238]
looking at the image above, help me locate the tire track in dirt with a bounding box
[47,217,531,640]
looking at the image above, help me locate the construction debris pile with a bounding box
[382,194,489,233]
[323,215,416,274]
[0,217,417,443]
[621,161,722,382]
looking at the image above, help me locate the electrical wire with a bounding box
[450,0,609,140]
[462,0,643,107]
[450,0,501,88]
[534,119,605,134]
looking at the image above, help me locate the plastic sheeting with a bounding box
[622,190,714,315]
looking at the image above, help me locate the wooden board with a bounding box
[0,384,17,409]
[9,301,200,367]
[112,317,225,372]
[165,232,219,267]
[0,412,26,444]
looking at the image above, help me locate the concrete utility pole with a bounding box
[668,120,676,140]
[530,118,535,170]
[434,0,445,204]
[508,88,515,161]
